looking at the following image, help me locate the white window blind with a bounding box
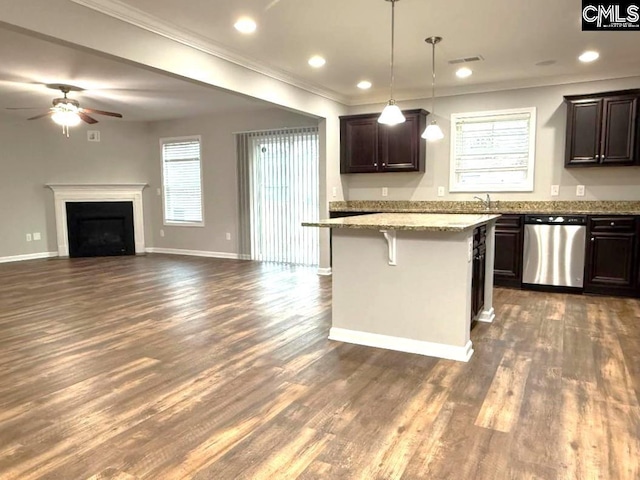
[450,108,536,192]
[236,127,319,266]
[161,136,203,225]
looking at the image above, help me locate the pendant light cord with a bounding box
[389,0,396,101]
[431,40,436,116]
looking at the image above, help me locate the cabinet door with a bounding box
[494,229,523,287]
[471,227,486,321]
[585,232,637,295]
[601,96,637,165]
[565,99,602,166]
[340,116,379,173]
[378,112,426,172]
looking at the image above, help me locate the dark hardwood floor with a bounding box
[0,255,638,479]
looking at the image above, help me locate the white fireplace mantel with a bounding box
[47,184,148,257]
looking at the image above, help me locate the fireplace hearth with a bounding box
[66,202,135,257]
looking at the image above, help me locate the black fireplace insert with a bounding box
[66,202,135,257]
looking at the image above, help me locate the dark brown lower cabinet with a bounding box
[471,226,487,323]
[493,215,524,288]
[584,216,639,297]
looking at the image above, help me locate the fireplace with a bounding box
[47,184,147,257]
[66,202,135,257]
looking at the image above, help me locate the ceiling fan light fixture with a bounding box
[379,0,405,126]
[52,107,81,127]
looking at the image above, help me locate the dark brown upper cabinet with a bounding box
[564,90,640,167]
[340,109,428,173]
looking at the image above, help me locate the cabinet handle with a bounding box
[382,163,386,167]
[591,237,595,242]
[374,163,378,167]
[610,222,615,226]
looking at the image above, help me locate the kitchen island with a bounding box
[304,213,500,361]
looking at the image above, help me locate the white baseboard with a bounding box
[0,252,58,264]
[328,327,474,362]
[317,267,332,276]
[145,247,246,260]
[478,307,495,323]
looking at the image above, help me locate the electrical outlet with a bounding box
[156,188,162,196]
[160,229,165,237]
[551,185,559,197]
[226,232,231,240]
[33,232,41,241]
[26,233,32,242]
[437,186,445,197]
[576,185,585,197]
[382,187,388,197]
[332,186,337,198]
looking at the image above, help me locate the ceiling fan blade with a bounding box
[81,108,123,118]
[78,112,98,124]
[6,107,47,110]
[27,112,52,121]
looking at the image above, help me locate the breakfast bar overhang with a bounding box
[304,213,501,362]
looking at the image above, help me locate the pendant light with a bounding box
[378,0,405,126]
[422,36,445,141]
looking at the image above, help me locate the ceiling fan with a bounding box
[7,84,123,137]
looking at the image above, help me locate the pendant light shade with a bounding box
[422,122,444,141]
[379,100,405,125]
[378,0,405,126]
[422,36,444,141]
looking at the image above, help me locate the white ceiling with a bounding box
[107,0,640,101]
[0,27,274,122]
[2,0,640,122]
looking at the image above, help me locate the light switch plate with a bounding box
[551,185,559,197]
[332,186,337,198]
[87,130,100,142]
[26,233,32,242]
[438,186,445,197]
[33,232,41,241]
[576,185,585,197]
[382,187,388,197]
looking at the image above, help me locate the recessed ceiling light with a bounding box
[308,56,326,68]
[456,67,473,79]
[579,50,599,63]
[234,17,257,34]
[357,81,372,90]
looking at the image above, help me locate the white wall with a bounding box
[147,108,318,255]
[344,76,640,202]
[0,116,154,258]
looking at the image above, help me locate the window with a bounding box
[161,136,204,226]
[450,107,536,192]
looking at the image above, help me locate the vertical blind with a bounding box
[452,109,534,190]
[237,127,319,266]
[162,137,203,224]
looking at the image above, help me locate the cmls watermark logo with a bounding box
[582,1,640,30]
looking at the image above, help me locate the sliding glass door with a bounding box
[237,127,319,266]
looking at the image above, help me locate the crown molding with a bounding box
[352,72,640,107]
[70,0,349,105]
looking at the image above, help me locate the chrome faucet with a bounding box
[473,193,492,211]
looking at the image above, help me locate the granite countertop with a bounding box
[303,213,501,232]
[329,200,640,215]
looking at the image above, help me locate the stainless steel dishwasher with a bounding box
[522,215,587,289]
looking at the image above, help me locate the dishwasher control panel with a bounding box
[524,215,586,225]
